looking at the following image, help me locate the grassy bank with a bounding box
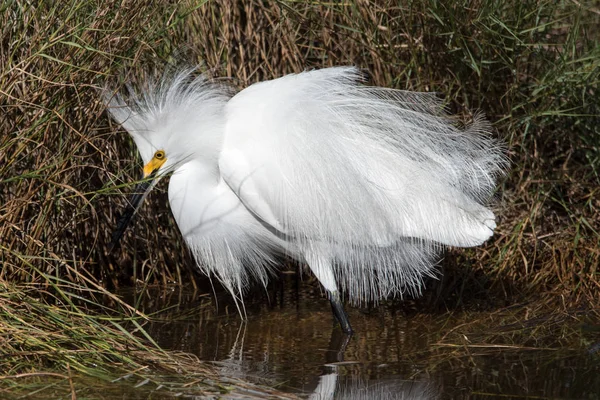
[1,0,599,394]
[0,268,296,398]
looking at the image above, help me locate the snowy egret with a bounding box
[106,66,506,334]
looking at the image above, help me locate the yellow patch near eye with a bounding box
[143,150,167,178]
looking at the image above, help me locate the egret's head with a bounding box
[104,69,232,248]
[105,70,230,176]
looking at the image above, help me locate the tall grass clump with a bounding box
[0,0,599,389]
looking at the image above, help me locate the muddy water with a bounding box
[127,274,600,399]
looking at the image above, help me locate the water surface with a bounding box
[126,275,600,399]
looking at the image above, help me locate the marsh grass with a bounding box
[0,267,298,398]
[1,0,599,395]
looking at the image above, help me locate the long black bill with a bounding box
[109,171,157,251]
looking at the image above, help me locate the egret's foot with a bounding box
[328,290,354,335]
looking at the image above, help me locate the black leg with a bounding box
[328,290,354,335]
[327,328,352,362]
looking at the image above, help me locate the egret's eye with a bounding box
[154,150,165,160]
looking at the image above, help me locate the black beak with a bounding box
[109,171,157,250]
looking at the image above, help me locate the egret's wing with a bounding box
[218,148,287,235]
[220,67,505,248]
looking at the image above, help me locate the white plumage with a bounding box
[106,66,506,333]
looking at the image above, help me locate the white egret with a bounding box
[106,66,506,334]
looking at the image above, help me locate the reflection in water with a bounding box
[208,314,439,399]
[309,369,436,400]
[124,276,600,399]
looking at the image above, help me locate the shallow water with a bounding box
[126,275,600,399]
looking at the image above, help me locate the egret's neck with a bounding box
[168,159,241,238]
[174,158,220,187]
